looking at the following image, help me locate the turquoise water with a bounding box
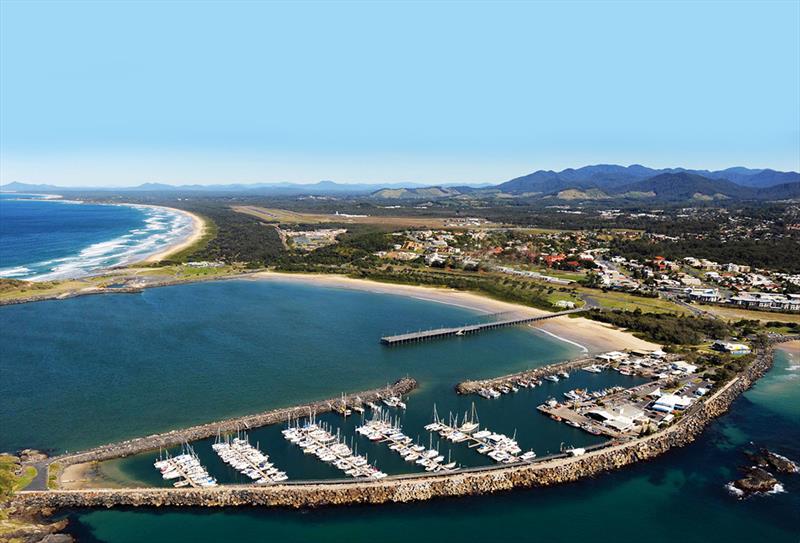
[0,281,797,542]
[0,194,192,280]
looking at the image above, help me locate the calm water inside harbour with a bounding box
[0,280,797,542]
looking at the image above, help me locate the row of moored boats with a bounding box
[563,386,624,403]
[477,370,571,399]
[282,419,388,479]
[357,414,457,472]
[153,446,218,488]
[212,434,288,483]
[425,404,535,464]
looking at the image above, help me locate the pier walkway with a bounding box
[380,308,585,345]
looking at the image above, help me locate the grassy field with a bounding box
[47,463,60,490]
[575,287,691,314]
[0,277,100,301]
[13,466,36,492]
[527,266,587,281]
[233,206,476,228]
[134,263,240,279]
[698,304,800,324]
[0,454,36,497]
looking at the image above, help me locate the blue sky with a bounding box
[1,1,798,186]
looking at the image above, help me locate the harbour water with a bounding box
[0,194,193,280]
[0,280,797,542]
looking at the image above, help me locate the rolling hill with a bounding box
[3,164,798,203]
[496,164,799,195]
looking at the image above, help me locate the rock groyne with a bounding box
[456,355,606,394]
[41,378,417,469]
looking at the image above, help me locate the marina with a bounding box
[47,355,648,489]
[153,446,217,488]
[95,348,724,490]
[14,339,783,514]
[282,417,388,480]
[357,413,457,472]
[212,433,288,484]
[424,404,531,464]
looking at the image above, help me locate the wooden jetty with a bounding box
[380,308,584,345]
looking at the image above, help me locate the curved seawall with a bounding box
[12,342,785,510]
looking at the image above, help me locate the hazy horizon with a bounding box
[2,161,799,189]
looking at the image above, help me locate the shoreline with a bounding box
[0,201,206,281]
[250,271,659,354]
[0,268,658,353]
[775,340,799,353]
[140,205,205,263]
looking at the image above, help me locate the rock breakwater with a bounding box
[39,378,417,470]
[11,342,782,510]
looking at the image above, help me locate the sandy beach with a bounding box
[143,207,206,263]
[59,462,131,490]
[251,272,660,354]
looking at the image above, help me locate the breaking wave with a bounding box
[0,204,195,281]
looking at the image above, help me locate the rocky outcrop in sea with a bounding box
[727,447,797,499]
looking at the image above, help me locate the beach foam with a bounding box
[0,266,31,277]
[0,203,195,281]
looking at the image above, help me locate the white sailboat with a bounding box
[458,402,480,434]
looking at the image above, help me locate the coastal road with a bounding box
[660,293,716,318]
[26,460,50,491]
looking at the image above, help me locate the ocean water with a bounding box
[0,194,193,280]
[0,281,797,542]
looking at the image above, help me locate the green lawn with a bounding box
[698,304,800,324]
[0,454,36,499]
[576,287,690,314]
[47,463,61,490]
[12,466,36,492]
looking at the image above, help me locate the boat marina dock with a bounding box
[357,413,457,472]
[456,350,665,396]
[153,446,217,489]
[331,388,407,417]
[283,418,388,480]
[212,434,288,484]
[12,340,793,512]
[424,405,532,464]
[41,378,417,474]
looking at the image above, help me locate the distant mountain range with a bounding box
[372,165,800,202]
[0,179,491,196]
[496,164,799,194]
[2,164,799,202]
